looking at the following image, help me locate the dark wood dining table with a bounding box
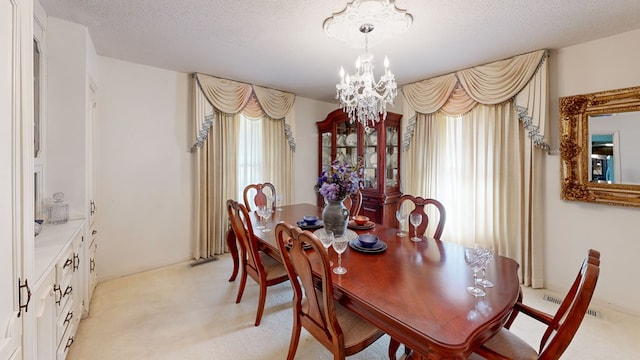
[228,203,521,359]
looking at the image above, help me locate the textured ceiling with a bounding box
[39,0,640,103]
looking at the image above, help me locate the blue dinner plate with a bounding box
[349,239,387,253]
[285,240,313,250]
[296,220,324,230]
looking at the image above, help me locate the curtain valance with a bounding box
[253,85,295,119]
[402,49,549,149]
[191,73,297,151]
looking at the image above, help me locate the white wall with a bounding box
[45,18,88,220]
[290,97,337,204]
[545,28,640,315]
[96,57,193,281]
[94,68,338,280]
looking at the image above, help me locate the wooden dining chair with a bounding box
[226,199,289,326]
[343,189,363,217]
[469,249,601,360]
[395,194,446,239]
[243,182,276,212]
[275,222,385,360]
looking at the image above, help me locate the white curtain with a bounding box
[236,115,264,201]
[401,50,548,287]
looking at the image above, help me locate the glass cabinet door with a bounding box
[363,128,378,189]
[336,121,358,167]
[385,125,399,188]
[321,132,332,174]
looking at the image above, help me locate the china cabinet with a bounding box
[317,109,402,226]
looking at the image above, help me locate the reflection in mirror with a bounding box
[590,111,640,184]
[589,131,619,183]
[560,86,640,207]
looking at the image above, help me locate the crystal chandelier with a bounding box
[336,23,396,130]
[324,0,412,130]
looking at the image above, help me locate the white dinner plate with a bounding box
[368,133,377,145]
[322,134,331,146]
[346,133,357,146]
[369,153,377,166]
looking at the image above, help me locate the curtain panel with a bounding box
[191,73,296,259]
[400,49,549,287]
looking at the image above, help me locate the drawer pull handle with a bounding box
[63,258,73,269]
[64,310,73,325]
[65,336,74,350]
[17,278,31,317]
[73,253,80,271]
[54,285,62,305]
[92,229,98,235]
[90,259,96,272]
[63,285,73,297]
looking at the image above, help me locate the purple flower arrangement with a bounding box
[315,160,362,201]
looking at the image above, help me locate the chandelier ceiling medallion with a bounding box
[324,0,412,130]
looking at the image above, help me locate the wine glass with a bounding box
[254,207,265,230]
[267,195,274,211]
[258,206,272,232]
[319,230,334,266]
[276,194,284,211]
[409,213,423,242]
[395,210,407,237]
[475,245,495,288]
[332,235,348,275]
[464,247,486,297]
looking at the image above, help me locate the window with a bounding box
[236,114,264,200]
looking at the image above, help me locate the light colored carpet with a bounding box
[68,254,640,359]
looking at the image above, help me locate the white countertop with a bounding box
[34,219,85,288]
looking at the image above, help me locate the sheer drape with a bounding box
[236,115,263,201]
[401,50,548,286]
[262,114,294,201]
[192,74,296,259]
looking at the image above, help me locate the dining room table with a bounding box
[230,202,521,359]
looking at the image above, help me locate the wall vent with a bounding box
[542,294,601,318]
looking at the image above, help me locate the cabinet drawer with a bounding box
[88,238,97,300]
[55,273,73,316]
[56,298,73,346]
[56,322,75,360]
[55,247,74,285]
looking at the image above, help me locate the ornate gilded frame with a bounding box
[560,86,640,207]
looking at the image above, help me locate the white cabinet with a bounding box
[34,220,85,360]
[53,232,82,359]
[1,0,33,359]
[43,5,100,321]
[86,223,98,312]
[35,271,56,360]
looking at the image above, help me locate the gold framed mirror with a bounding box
[560,86,640,207]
